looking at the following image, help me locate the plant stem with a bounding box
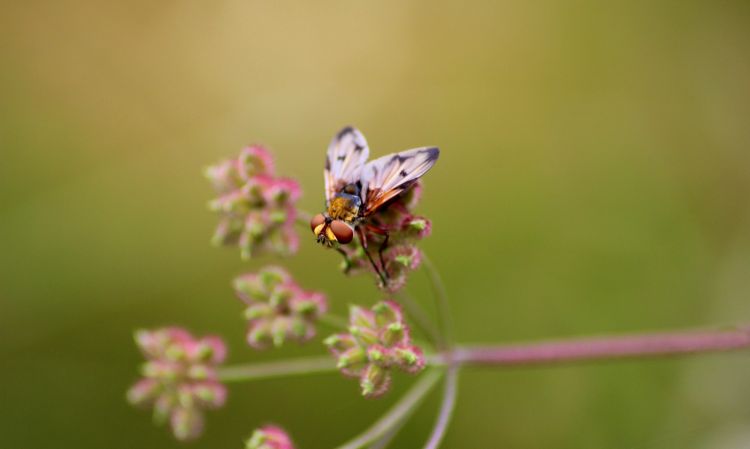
[446,325,750,367]
[396,290,443,347]
[421,252,453,350]
[335,369,443,449]
[419,252,459,449]
[423,365,459,449]
[319,314,350,330]
[369,421,407,449]
[217,355,336,383]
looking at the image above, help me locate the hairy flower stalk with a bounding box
[127,327,227,441]
[325,301,426,398]
[206,145,301,259]
[234,266,327,349]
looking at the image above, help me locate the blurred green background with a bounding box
[2,1,750,448]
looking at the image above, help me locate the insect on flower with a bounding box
[310,127,439,285]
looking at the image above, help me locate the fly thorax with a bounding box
[328,194,361,222]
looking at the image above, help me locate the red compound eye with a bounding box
[329,220,354,244]
[310,214,326,233]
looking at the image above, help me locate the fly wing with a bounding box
[325,126,370,206]
[361,147,439,216]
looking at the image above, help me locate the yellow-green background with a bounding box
[2,1,750,448]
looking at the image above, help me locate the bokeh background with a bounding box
[2,1,750,448]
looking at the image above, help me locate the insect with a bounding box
[310,126,439,284]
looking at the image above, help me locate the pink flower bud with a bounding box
[402,216,432,239]
[246,425,296,449]
[196,335,228,364]
[380,246,423,293]
[360,364,392,399]
[393,344,426,374]
[153,395,174,424]
[350,305,376,329]
[192,382,227,409]
[238,146,275,179]
[126,378,160,406]
[373,300,404,327]
[171,406,204,441]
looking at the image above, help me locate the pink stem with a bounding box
[423,365,459,449]
[447,325,750,366]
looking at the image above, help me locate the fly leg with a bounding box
[364,224,390,280]
[379,232,390,275]
[357,226,388,286]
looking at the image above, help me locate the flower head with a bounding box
[207,146,301,260]
[338,182,431,292]
[127,327,227,441]
[245,425,296,449]
[235,267,327,349]
[324,300,425,398]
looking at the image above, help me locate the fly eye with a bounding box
[329,220,354,244]
[310,214,326,233]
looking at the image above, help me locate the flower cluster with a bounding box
[130,132,442,445]
[339,183,431,292]
[245,425,296,449]
[235,267,327,349]
[127,327,227,441]
[324,300,425,398]
[206,145,301,260]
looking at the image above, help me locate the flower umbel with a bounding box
[324,300,426,398]
[338,182,430,292]
[206,145,301,260]
[127,327,227,441]
[245,425,296,449]
[235,266,327,349]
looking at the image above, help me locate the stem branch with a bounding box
[423,365,459,449]
[396,291,443,347]
[421,252,453,350]
[319,314,350,330]
[217,355,335,383]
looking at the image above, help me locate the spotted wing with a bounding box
[361,147,439,216]
[325,126,370,206]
